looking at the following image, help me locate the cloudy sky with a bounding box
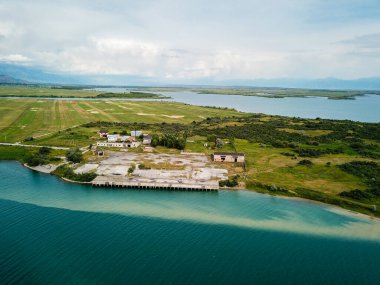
[0,0,380,84]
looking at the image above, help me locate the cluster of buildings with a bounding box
[96,129,245,163]
[96,129,152,148]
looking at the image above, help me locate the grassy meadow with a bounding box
[0,98,243,143]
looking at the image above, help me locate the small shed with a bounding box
[143,134,152,145]
[213,152,245,163]
[99,129,108,138]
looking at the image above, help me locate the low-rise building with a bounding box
[96,141,140,148]
[97,142,125,148]
[131,130,143,137]
[213,152,245,163]
[125,141,141,148]
[143,134,152,145]
[107,134,119,142]
[99,129,108,138]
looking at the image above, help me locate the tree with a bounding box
[215,138,224,148]
[39,146,51,155]
[66,148,83,163]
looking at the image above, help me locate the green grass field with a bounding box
[0,98,243,142]
[0,85,100,97]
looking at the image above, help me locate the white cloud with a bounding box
[0,0,379,82]
[0,54,31,63]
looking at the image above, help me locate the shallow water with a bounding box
[1,161,380,284]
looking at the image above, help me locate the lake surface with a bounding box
[1,161,380,285]
[89,88,380,122]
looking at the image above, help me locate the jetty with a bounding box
[92,176,219,191]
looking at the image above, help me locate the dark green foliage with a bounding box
[0,146,31,161]
[338,162,380,202]
[294,147,343,157]
[24,136,34,141]
[25,148,54,166]
[66,148,83,163]
[340,189,372,200]
[150,133,186,150]
[139,164,151,170]
[207,134,216,142]
[128,165,136,174]
[219,175,239,187]
[38,146,51,155]
[53,165,97,182]
[298,159,313,166]
[338,161,379,180]
[95,92,166,99]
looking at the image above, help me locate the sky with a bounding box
[0,0,380,85]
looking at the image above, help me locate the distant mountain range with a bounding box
[1,63,380,90]
[0,75,29,84]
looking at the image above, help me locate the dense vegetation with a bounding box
[338,161,380,202]
[66,148,83,163]
[150,133,186,150]
[219,175,239,187]
[95,91,168,99]
[25,147,52,166]
[53,165,97,182]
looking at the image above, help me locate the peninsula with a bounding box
[0,85,379,217]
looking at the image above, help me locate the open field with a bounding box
[0,98,243,143]
[136,86,380,99]
[0,85,165,99]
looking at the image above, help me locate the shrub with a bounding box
[38,147,51,155]
[219,175,239,187]
[66,148,83,163]
[128,164,136,174]
[298,159,313,167]
[53,165,97,182]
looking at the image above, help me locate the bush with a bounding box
[66,148,83,163]
[219,175,239,187]
[338,161,379,180]
[139,164,151,170]
[215,138,224,148]
[339,189,372,200]
[128,164,136,174]
[298,159,313,167]
[39,147,51,155]
[53,165,97,182]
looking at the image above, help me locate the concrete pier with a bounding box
[92,177,219,192]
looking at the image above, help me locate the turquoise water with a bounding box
[1,161,380,284]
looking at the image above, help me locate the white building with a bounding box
[107,134,119,142]
[131,130,143,137]
[97,142,125,148]
[213,152,245,163]
[96,141,141,148]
